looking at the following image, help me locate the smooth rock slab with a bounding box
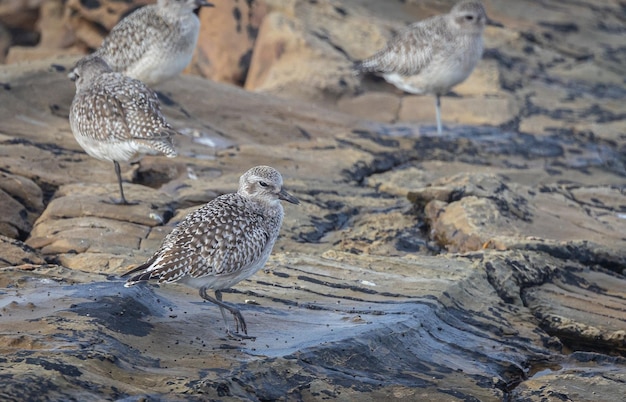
[2,249,625,400]
[0,253,533,401]
[25,182,176,272]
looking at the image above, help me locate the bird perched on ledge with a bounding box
[71,0,214,86]
[123,166,300,339]
[354,0,487,135]
[69,56,178,205]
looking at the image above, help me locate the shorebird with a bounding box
[69,56,178,205]
[123,166,300,339]
[70,0,214,86]
[354,0,487,135]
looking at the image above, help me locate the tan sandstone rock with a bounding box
[409,173,626,253]
[244,1,369,101]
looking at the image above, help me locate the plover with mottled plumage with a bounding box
[123,166,299,339]
[71,0,214,86]
[69,56,178,205]
[354,0,487,135]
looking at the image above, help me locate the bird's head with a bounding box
[68,56,112,89]
[239,166,300,206]
[450,0,487,34]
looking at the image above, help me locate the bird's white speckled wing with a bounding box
[147,195,271,283]
[70,85,130,143]
[109,79,175,141]
[358,17,449,76]
[104,74,175,142]
[97,6,164,72]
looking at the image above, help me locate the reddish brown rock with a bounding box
[0,0,43,32]
[63,0,153,50]
[189,0,267,85]
[5,0,85,64]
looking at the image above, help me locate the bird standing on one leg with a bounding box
[354,0,487,135]
[70,0,214,87]
[69,56,178,205]
[123,166,300,339]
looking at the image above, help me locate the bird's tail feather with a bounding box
[121,257,157,287]
[353,57,382,74]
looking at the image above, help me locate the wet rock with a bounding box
[2,248,624,400]
[0,253,529,401]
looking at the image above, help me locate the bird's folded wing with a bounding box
[357,19,447,76]
[97,8,163,71]
[72,91,131,142]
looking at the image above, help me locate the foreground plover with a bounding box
[354,0,487,134]
[123,166,299,339]
[71,0,214,86]
[69,56,178,205]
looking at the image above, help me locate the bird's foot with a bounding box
[225,329,256,341]
[102,197,139,206]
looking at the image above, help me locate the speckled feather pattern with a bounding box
[91,0,205,85]
[357,16,449,77]
[132,193,280,287]
[355,0,486,95]
[124,166,298,292]
[69,58,177,162]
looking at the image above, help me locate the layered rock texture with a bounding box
[1,0,625,401]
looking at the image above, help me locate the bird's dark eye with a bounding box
[259,181,268,187]
[465,15,474,21]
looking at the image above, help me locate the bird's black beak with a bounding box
[196,0,215,7]
[278,188,299,205]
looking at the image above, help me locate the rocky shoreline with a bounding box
[1,0,625,401]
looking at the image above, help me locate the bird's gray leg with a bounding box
[105,161,137,205]
[435,94,442,135]
[199,287,256,340]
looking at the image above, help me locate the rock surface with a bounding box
[188,0,267,86]
[0,0,625,401]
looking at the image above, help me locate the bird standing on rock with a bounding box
[354,0,487,135]
[123,166,300,339]
[71,0,214,86]
[69,56,178,205]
